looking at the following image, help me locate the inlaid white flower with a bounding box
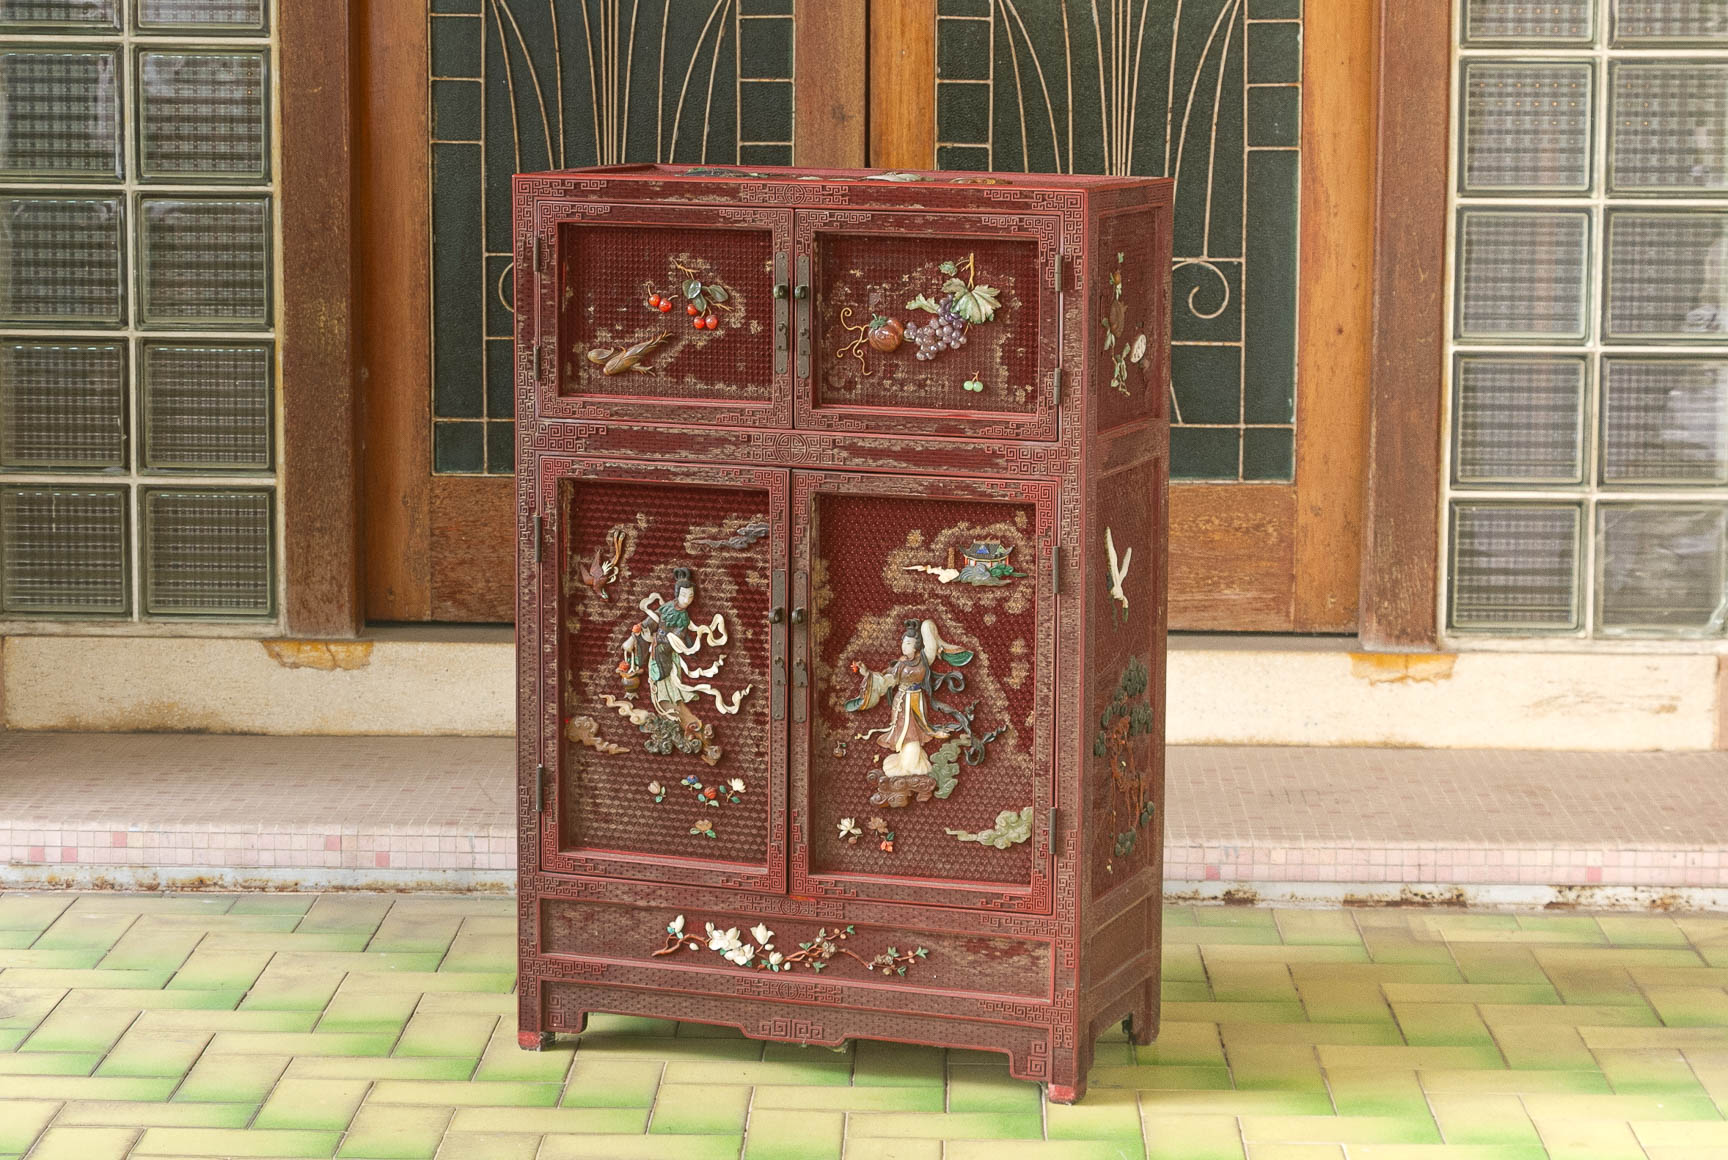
[837,817,862,841]
[728,778,747,794]
[724,943,756,966]
[766,951,785,969]
[648,781,663,796]
[667,915,685,937]
[707,925,742,954]
[750,923,774,949]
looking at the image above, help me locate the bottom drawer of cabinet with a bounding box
[539,897,1055,1003]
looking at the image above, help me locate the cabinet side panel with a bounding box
[1093,207,1165,432]
[1088,455,1162,897]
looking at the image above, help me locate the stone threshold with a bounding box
[3,632,1715,748]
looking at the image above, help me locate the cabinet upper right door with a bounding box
[794,209,1062,442]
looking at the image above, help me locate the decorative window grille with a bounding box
[1447,0,1728,640]
[0,0,277,622]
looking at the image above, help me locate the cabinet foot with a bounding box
[519,1030,555,1051]
[1127,978,1158,1045]
[1046,1082,1083,1104]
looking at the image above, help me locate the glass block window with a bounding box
[0,194,124,323]
[137,49,268,180]
[1454,356,1587,483]
[1448,1,1728,640]
[1456,210,1592,339]
[1609,63,1728,192]
[1613,0,1728,42]
[0,48,121,177]
[1460,62,1593,192]
[140,341,268,470]
[1464,0,1595,43]
[0,340,124,467]
[136,0,264,33]
[1450,502,1582,630]
[138,196,270,326]
[142,486,271,616]
[0,2,278,624]
[1601,358,1728,483]
[1597,503,1728,632]
[0,484,127,614]
[0,1,120,32]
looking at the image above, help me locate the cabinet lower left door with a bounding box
[532,457,790,894]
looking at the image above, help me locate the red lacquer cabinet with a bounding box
[513,164,1171,1102]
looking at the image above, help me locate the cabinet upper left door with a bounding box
[530,457,791,894]
[528,203,795,429]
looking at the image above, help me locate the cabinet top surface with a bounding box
[519,163,1170,196]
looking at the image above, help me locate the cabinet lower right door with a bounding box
[789,469,1060,914]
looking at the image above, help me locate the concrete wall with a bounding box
[1,632,1716,749]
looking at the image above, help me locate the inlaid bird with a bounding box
[1105,526,1132,619]
[579,530,625,600]
[586,332,667,375]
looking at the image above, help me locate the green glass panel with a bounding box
[934,0,1303,480]
[428,2,797,474]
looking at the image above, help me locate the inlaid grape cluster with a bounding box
[904,296,970,360]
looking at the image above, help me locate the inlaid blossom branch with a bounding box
[653,915,928,976]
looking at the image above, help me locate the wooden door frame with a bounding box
[335,0,1447,636]
[279,0,362,637]
[355,0,867,623]
[1359,0,1450,650]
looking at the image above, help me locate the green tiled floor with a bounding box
[0,898,1725,1158]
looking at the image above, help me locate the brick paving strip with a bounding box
[0,894,1725,1158]
[2,735,1727,894]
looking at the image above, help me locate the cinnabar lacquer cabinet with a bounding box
[513,164,1171,1102]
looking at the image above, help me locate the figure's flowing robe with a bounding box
[872,658,944,754]
[628,597,751,717]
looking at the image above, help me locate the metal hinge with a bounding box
[533,234,545,272]
[531,339,542,384]
[1052,367,1064,407]
[534,764,547,813]
[1047,806,1060,853]
[1050,543,1061,596]
[533,513,544,565]
[1053,252,1063,292]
